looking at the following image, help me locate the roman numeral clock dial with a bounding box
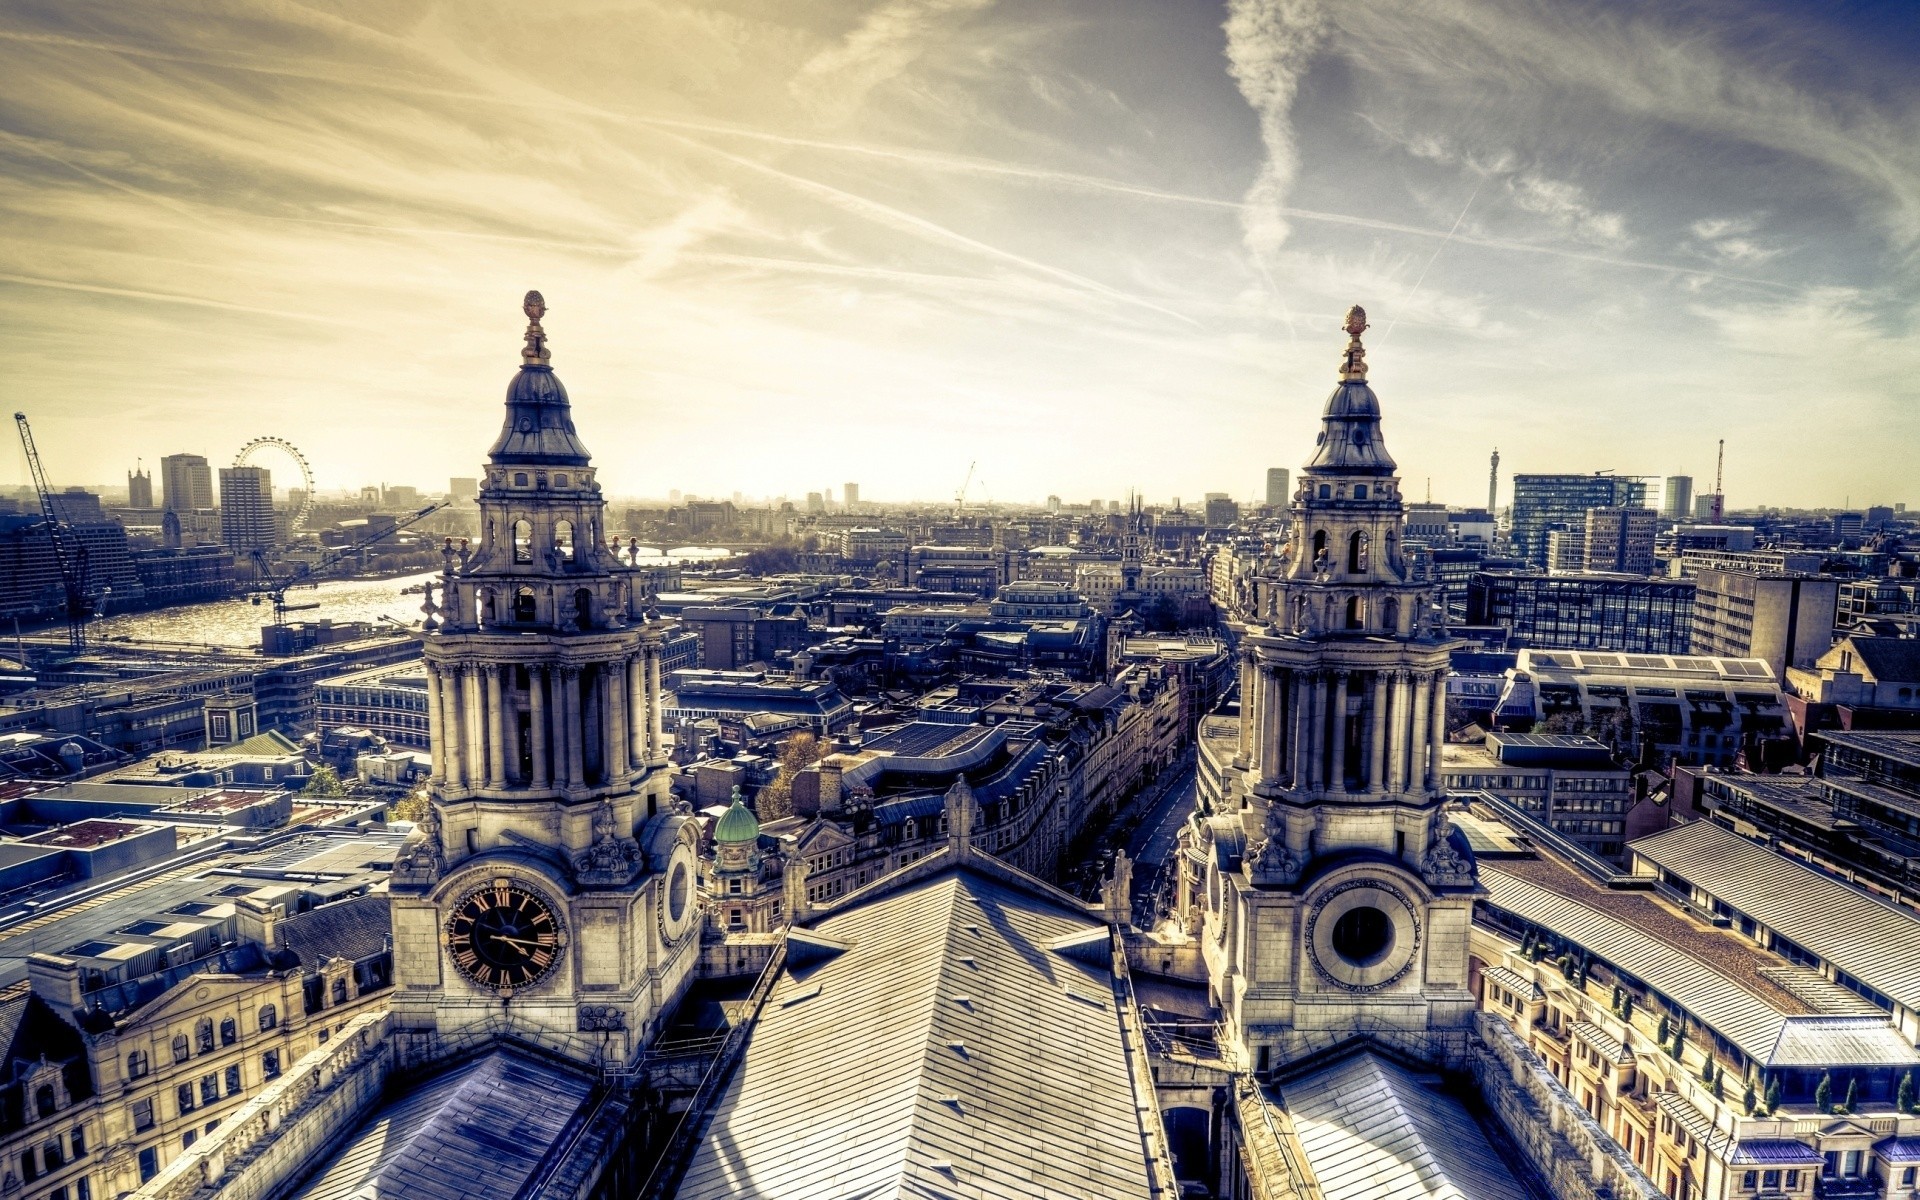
[445,882,562,995]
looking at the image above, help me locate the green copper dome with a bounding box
[713,789,761,844]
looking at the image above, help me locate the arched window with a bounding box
[258,1004,277,1032]
[574,588,593,629]
[554,473,569,488]
[331,977,349,1005]
[196,1018,214,1053]
[220,1017,237,1045]
[1346,596,1363,629]
[172,1034,190,1063]
[1348,531,1366,574]
[1312,530,1327,561]
[1383,597,1400,632]
[513,519,533,564]
[126,1050,149,1080]
[554,519,575,563]
[35,1085,55,1118]
[514,587,537,623]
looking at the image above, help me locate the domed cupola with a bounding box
[714,787,762,846]
[1304,306,1397,477]
[487,291,593,469]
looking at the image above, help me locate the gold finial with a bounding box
[1339,304,1369,382]
[521,290,550,366]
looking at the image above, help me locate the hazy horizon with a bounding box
[3,0,1916,511]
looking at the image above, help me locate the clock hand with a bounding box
[490,934,546,950]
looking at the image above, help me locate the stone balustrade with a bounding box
[130,1009,393,1200]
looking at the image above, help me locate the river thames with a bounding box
[79,548,729,650]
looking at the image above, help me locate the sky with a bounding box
[1,0,1917,511]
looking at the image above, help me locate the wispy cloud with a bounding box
[1223,0,1328,260]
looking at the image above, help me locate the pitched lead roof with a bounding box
[678,869,1159,1200]
[1628,820,1920,1013]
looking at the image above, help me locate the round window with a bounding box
[668,863,689,923]
[1330,906,1394,967]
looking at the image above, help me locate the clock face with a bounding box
[446,882,562,994]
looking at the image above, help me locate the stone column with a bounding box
[1387,671,1410,794]
[1367,672,1389,793]
[1288,670,1311,791]
[1258,666,1283,788]
[1309,671,1330,792]
[529,666,550,790]
[1329,671,1351,793]
[561,668,585,789]
[1236,655,1254,767]
[627,655,647,768]
[602,663,625,780]
[442,664,467,787]
[486,665,507,789]
[646,647,664,763]
[425,664,444,782]
[462,666,486,790]
[1426,672,1447,792]
[1409,671,1432,796]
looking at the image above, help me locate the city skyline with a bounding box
[2,0,1917,506]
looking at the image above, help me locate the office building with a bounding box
[1265,466,1289,507]
[1691,569,1840,680]
[1467,570,1696,655]
[842,481,859,510]
[1510,473,1648,566]
[1661,474,1693,520]
[1439,732,1636,859]
[158,453,214,513]
[1582,505,1657,574]
[1545,525,1586,573]
[216,466,276,559]
[1488,647,1789,767]
[1835,512,1865,541]
[127,467,153,509]
[1203,495,1240,527]
[447,476,477,501]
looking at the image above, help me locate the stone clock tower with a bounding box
[1184,307,1478,1070]
[388,293,701,1071]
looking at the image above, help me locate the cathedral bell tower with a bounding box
[387,293,702,1070]
[1185,307,1477,1069]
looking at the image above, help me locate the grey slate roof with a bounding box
[1765,1017,1920,1068]
[1278,1051,1535,1200]
[1628,820,1920,1012]
[285,1050,594,1200]
[678,868,1159,1200]
[275,894,391,969]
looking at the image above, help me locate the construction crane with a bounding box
[954,461,976,514]
[249,500,450,625]
[1710,439,1726,522]
[13,412,93,653]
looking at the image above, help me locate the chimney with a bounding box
[27,953,86,1013]
[236,896,282,951]
[818,758,844,816]
[945,778,976,863]
[783,853,811,926]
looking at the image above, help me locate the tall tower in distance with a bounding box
[1487,447,1500,513]
[1183,306,1477,1070]
[387,292,702,1071]
[1266,467,1290,508]
[127,464,153,509]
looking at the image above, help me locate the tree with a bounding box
[301,764,347,798]
[755,732,825,822]
[1764,1076,1781,1115]
[1899,1070,1916,1115]
[1621,994,1634,1021]
[1559,953,1575,980]
[1743,1082,1757,1116]
[1669,1031,1686,1061]
[1841,1077,1858,1113]
[1815,1072,1833,1114]
[1657,1015,1671,1045]
[389,787,431,824]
